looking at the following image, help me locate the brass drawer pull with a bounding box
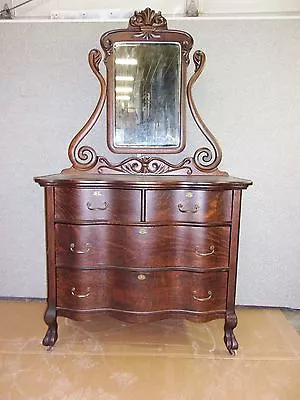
[69,242,91,254]
[194,245,215,257]
[71,287,90,298]
[86,201,108,211]
[178,203,200,213]
[137,274,146,281]
[192,290,213,302]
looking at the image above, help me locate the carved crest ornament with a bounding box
[65,8,225,176]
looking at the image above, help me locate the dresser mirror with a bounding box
[101,12,192,156]
[113,42,181,151]
[65,7,226,174]
[35,8,252,355]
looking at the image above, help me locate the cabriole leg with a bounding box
[42,305,58,348]
[224,311,238,355]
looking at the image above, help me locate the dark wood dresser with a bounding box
[34,8,252,354]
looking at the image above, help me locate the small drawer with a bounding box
[145,189,232,223]
[55,187,141,223]
[56,268,227,313]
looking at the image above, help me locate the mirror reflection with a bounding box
[114,42,181,149]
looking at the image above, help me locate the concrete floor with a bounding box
[283,308,300,334]
[1,301,300,399]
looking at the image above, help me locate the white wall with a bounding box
[202,0,300,13]
[10,0,185,17]
[0,17,300,309]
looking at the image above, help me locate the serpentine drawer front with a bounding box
[146,189,232,223]
[56,268,228,314]
[55,187,142,223]
[55,224,230,269]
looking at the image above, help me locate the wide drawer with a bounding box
[55,187,141,223]
[145,189,232,223]
[55,224,230,270]
[56,268,227,313]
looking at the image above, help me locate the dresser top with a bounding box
[34,173,252,190]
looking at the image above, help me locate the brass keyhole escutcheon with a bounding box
[138,228,147,235]
[137,274,146,281]
[185,191,193,198]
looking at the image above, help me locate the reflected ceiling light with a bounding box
[116,76,135,81]
[116,87,133,93]
[115,58,138,65]
[116,95,131,100]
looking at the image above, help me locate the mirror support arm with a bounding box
[187,50,223,172]
[66,49,106,172]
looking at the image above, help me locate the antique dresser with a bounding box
[35,8,252,354]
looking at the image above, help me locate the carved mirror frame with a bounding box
[65,8,225,176]
[102,12,192,154]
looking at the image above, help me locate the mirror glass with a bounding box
[113,42,181,149]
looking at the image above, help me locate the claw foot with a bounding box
[224,329,238,355]
[42,327,58,348]
[224,311,238,355]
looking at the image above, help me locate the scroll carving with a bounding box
[67,49,106,171]
[129,7,167,30]
[182,40,193,65]
[98,156,193,175]
[187,50,223,172]
[101,38,113,64]
[127,7,168,39]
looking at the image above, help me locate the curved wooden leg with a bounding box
[42,305,58,348]
[224,311,238,355]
